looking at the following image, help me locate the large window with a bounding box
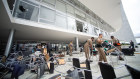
[13,1,39,22]
[7,0,15,10]
[87,24,93,34]
[75,9,86,21]
[42,0,55,8]
[56,0,66,14]
[83,23,88,33]
[66,4,74,16]
[67,17,76,31]
[56,14,67,29]
[86,16,91,24]
[40,6,55,22]
[100,30,103,35]
[39,19,54,25]
[76,20,83,32]
[90,19,97,26]
[92,25,95,35]
[42,0,55,5]
[94,28,99,35]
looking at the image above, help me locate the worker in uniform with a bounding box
[95,34,107,62]
[84,37,94,60]
[110,36,124,60]
[69,41,73,56]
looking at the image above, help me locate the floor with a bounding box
[34,51,140,79]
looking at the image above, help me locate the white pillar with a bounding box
[75,37,79,51]
[4,29,15,57]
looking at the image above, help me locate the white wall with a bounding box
[113,3,137,44]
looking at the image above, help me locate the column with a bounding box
[4,29,15,57]
[75,37,79,51]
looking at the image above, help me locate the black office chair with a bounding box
[99,62,130,79]
[86,59,91,70]
[73,58,91,70]
[84,70,92,79]
[73,58,80,68]
[99,62,116,79]
[125,65,140,79]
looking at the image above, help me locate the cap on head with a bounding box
[111,36,114,39]
[99,34,103,38]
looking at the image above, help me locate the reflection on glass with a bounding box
[83,23,88,33]
[42,0,55,5]
[40,6,55,22]
[39,19,54,25]
[90,19,97,26]
[105,32,107,36]
[100,30,103,35]
[94,28,99,35]
[67,17,76,31]
[92,26,95,34]
[42,0,55,8]
[66,4,74,16]
[56,14,67,29]
[56,0,66,13]
[75,9,85,19]
[86,16,91,24]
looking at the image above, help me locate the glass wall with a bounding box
[88,24,93,34]
[66,4,75,16]
[75,9,86,21]
[56,13,67,29]
[76,20,83,32]
[56,0,66,14]
[67,17,76,31]
[94,28,100,35]
[13,0,39,22]
[11,0,112,36]
[40,6,55,23]
[42,0,56,8]
[83,23,88,33]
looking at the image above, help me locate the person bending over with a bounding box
[110,36,124,60]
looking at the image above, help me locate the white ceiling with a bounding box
[78,0,122,31]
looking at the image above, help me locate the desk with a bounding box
[122,48,134,56]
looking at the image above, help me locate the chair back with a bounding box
[99,62,116,79]
[73,58,80,68]
[84,70,92,79]
[86,59,91,70]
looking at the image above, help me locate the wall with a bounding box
[113,2,137,44]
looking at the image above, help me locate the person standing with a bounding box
[95,34,107,62]
[84,37,94,60]
[69,41,73,56]
[47,43,52,55]
[130,40,134,49]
